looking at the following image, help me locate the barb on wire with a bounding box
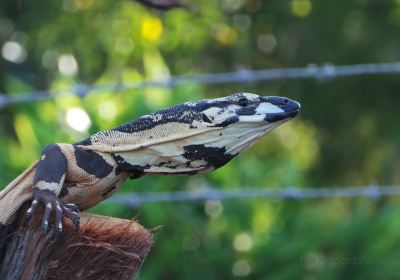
[1,62,400,108]
[103,185,400,207]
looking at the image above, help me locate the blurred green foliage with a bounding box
[1,0,400,279]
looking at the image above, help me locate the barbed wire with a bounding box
[103,185,400,207]
[1,61,400,108]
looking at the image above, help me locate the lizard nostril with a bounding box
[284,99,289,104]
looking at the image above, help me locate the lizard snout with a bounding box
[262,96,301,122]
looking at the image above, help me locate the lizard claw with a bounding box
[61,203,80,232]
[26,189,80,235]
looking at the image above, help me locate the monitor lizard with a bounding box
[0,92,300,251]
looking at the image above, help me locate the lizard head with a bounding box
[182,92,300,161]
[192,92,299,128]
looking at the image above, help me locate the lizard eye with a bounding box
[202,113,212,123]
[238,97,249,107]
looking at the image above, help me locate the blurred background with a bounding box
[1,0,400,279]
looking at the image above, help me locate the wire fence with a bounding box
[3,62,400,206]
[1,61,400,108]
[103,185,400,207]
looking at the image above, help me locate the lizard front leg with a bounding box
[26,144,79,234]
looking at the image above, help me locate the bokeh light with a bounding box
[204,200,223,218]
[58,54,78,76]
[291,0,312,18]
[65,107,91,132]
[233,233,253,252]
[257,34,277,53]
[1,41,27,63]
[232,260,252,277]
[141,17,163,42]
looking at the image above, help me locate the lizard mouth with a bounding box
[234,108,299,125]
[264,109,299,122]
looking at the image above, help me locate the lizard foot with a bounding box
[26,189,80,235]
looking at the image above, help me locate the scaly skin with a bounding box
[0,92,300,249]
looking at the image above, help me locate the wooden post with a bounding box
[0,207,153,280]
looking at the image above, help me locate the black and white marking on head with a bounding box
[191,92,300,127]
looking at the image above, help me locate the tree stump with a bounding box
[0,206,153,280]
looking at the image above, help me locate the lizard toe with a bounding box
[42,202,52,232]
[26,199,39,220]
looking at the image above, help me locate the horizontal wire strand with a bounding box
[103,185,400,207]
[1,62,400,108]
